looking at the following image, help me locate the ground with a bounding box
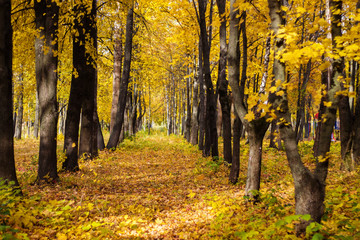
[1,130,360,239]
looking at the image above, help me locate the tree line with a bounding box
[1,0,360,236]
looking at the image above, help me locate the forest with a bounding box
[1,0,360,239]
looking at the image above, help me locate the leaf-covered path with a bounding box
[4,132,360,239]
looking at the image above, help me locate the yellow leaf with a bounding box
[244,112,255,122]
[276,90,284,96]
[56,233,67,240]
[72,142,76,148]
[269,86,277,93]
[187,191,196,198]
[324,101,332,107]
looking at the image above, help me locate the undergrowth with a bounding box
[2,131,359,239]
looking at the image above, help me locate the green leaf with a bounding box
[312,233,324,240]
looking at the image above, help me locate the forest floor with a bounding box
[2,130,360,239]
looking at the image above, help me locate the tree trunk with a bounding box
[269,120,277,148]
[185,70,192,142]
[79,0,98,159]
[245,127,265,196]
[14,79,23,140]
[97,116,105,150]
[340,3,360,170]
[229,114,241,184]
[267,0,343,234]
[198,39,205,150]
[33,64,40,138]
[190,64,199,145]
[107,5,134,149]
[63,1,97,171]
[0,0,19,185]
[110,13,123,135]
[228,0,241,184]
[198,0,218,158]
[216,0,232,164]
[35,0,59,182]
[295,60,312,144]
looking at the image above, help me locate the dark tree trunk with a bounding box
[228,0,241,184]
[340,2,360,170]
[190,66,199,145]
[216,0,232,164]
[269,120,277,148]
[95,112,105,150]
[110,16,123,135]
[35,0,59,182]
[79,0,98,159]
[229,114,241,184]
[107,6,134,149]
[185,72,192,142]
[63,72,81,171]
[0,0,19,185]
[198,0,218,158]
[295,60,312,144]
[198,39,205,150]
[63,1,97,170]
[14,78,23,140]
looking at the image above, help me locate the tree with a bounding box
[34,0,59,182]
[228,1,270,197]
[0,0,19,185]
[267,0,343,234]
[107,3,134,149]
[63,0,98,171]
[196,0,218,158]
[216,0,232,164]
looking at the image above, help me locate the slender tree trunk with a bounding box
[228,0,241,184]
[0,0,19,185]
[107,5,134,149]
[295,60,312,144]
[216,0,232,164]
[110,13,123,135]
[198,40,205,150]
[35,0,59,182]
[190,65,199,145]
[198,0,218,158]
[229,114,241,184]
[14,78,23,140]
[269,120,277,148]
[185,69,192,142]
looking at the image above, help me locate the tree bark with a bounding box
[229,114,241,184]
[185,70,192,142]
[0,0,19,185]
[14,77,23,140]
[63,1,98,170]
[35,0,59,182]
[198,0,218,158]
[110,13,123,135]
[79,0,98,159]
[190,63,199,145]
[198,39,205,150]
[228,5,269,198]
[107,5,134,149]
[216,0,232,164]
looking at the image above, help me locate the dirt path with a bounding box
[16,133,240,239]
